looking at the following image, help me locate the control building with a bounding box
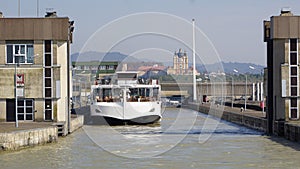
[264,9,300,134]
[0,11,74,131]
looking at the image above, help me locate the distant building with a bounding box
[264,8,300,134]
[72,61,119,106]
[72,61,119,77]
[167,49,199,75]
[138,64,166,77]
[0,12,74,127]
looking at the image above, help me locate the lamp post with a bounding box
[234,69,247,111]
[192,19,197,102]
[14,56,19,128]
[249,65,264,114]
[228,75,234,108]
[205,75,209,103]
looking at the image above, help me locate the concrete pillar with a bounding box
[252,83,255,101]
[260,82,264,101]
[257,82,260,101]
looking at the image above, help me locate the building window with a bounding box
[45,40,51,53]
[44,99,52,120]
[108,65,114,70]
[17,99,34,121]
[291,67,297,75]
[99,66,106,70]
[290,98,298,119]
[6,44,34,64]
[45,54,51,66]
[290,39,297,52]
[44,40,53,120]
[289,39,299,119]
[290,53,297,65]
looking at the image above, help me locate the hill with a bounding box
[197,62,265,74]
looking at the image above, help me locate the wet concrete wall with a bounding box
[0,126,57,150]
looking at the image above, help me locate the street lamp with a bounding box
[192,19,196,102]
[227,75,234,108]
[14,56,19,128]
[211,74,225,105]
[233,68,247,111]
[204,75,209,103]
[249,65,264,113]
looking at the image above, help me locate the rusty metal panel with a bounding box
[24,19,34,39]
[272,16,300,39]
[0,18,70,41]
[272,16,289,38]
[52,19,67,40]
[42,19,52,39]
[264,20,271,42]
[289,17,299,38]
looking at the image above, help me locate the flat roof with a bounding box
[0,17,70,41]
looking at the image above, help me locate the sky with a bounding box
[1,0,300,66]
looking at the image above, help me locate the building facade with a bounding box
[167,49,190,75]
[0,12,74,125]
[264,9,300,134]
[72,61,119,77]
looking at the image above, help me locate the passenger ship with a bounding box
[90,72,161,124]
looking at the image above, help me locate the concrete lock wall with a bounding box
[70,115,84,133]
[284,123,300,143]
[0,126,57,151]
[185,103,267,132]
[161,82,257,100]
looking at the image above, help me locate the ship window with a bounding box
[138,88,146,97]
[153,87,159,100]
[146,88,150,97]
[103,88,112,98]
[129,88,138,97]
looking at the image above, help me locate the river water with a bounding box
[1,108,300,169]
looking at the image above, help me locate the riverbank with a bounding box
[184,102,300,143]
[0,115,84,151]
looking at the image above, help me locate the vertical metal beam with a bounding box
[67,32,71,134]
[267,40,274,134]
[192,19,197,102]
[245,75,247,110]
[37,0,39,17]
[15,59,18,127]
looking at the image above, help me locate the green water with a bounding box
[1,108,300,169]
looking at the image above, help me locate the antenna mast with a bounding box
[18,0,20,16]
[37,0,39,17]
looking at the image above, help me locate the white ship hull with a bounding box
[90,101,161,124]
[90,71,162,125]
